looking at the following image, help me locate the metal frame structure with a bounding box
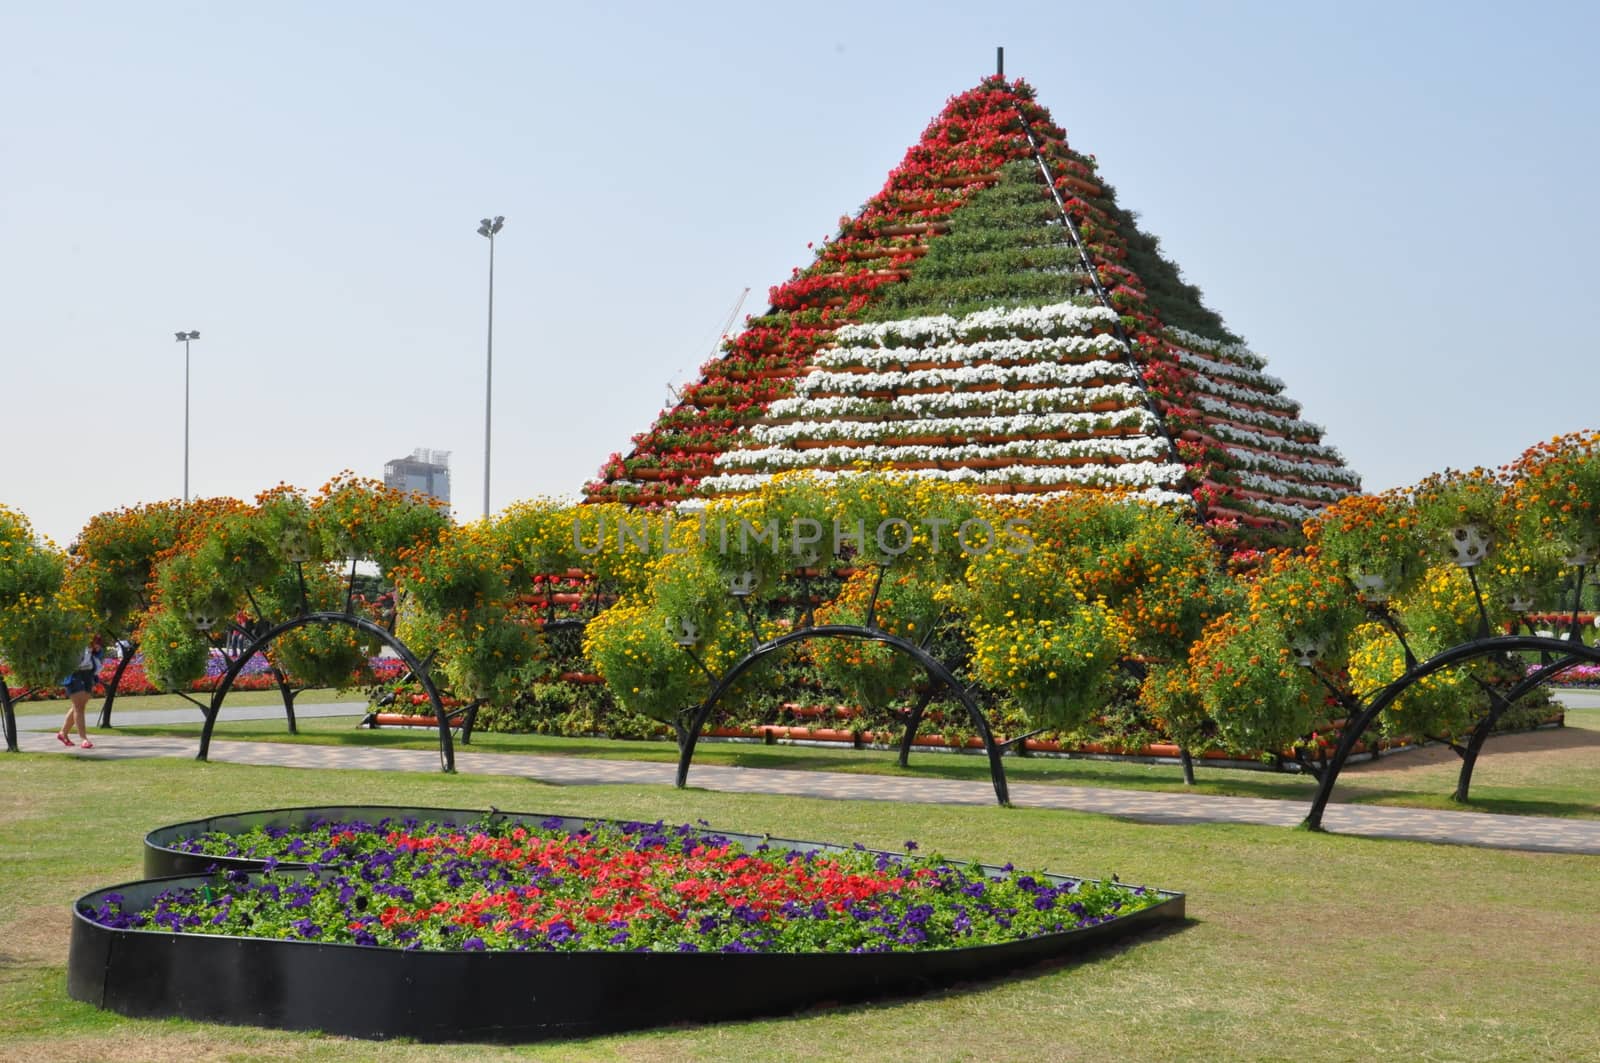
[94,644,138,729]
[198,611,455,771]
[97,634,303,732]
[1301,559,1600,831]
[671,565,1014,806]
[1,678,18,753]
[1301,632,1595,830]
[189,556,452,769]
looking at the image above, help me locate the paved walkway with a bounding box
[12,703,1600,856]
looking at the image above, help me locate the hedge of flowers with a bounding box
[568,475,1244,753]
[0,479,450,705]
[583,75,1362,551]
[8,434,1598,771]
[90,815,1161,954]
[579,446,1587,765]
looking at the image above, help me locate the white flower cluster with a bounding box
[814,332,1122,372]
[1206,421,1346,463]
[1192,393,1325,438]
[763,395,874,419]
[750,408,1160,446]
[700,461,1188,494]
[1233,469,1350,503]
[989,486,1196,508]
[766,384,1146,422]
[794,360,1135,399]
[716,436,1172,470]
[833,300,1117,348]
[1171,347,1285,392]
[1188,373,1301,415]
[1232,496,1319,522]
[1223,446,1363,488]
[893,383,1144,417]
[1165,327,1268,369]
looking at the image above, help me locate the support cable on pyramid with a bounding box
[585,73,1362,549]
[1016,115,1186,491]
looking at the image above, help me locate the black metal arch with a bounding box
[1450,653,1581,803]
[94,645,135,729]
[98,636,302,735]
[1304,634,1600,831]
[1,678,17,753]
[674,624,1011,806]
[197,611,456,772]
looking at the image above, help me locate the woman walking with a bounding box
[56,635,104,749]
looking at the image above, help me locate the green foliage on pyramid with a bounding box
[585,75,1359,548]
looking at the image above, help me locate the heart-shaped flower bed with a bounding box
[71,806,1184,1041]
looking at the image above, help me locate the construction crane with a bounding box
[667,287,750,404]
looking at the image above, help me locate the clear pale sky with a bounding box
[4,1,1595,546]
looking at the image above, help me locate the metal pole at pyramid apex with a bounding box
[996,46,1003,77]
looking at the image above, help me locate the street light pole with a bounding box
[174,330,200,502]
[476,215,504,522]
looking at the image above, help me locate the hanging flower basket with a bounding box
[1351,568,1396,603]
[1445,524,1492,568]
[1560,531,1600,567]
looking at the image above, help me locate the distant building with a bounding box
[384,448,451,505]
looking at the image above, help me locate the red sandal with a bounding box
[56,732,73,747]
[78,739,94,749]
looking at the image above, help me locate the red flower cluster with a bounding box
[372,826,932,939]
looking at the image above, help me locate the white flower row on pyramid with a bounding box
[749,408,1161,446]
[1232,495,1318,522]
[832,301,1119,348]
[1232,469,1350,503]
[1171,346,1285,393]
[791,359,1137,400]
[1207,420,1345,463]
[671,482,1196,511]
[1223,445,1362,487]
[812,332,1123,372]
[989,486,1196,508]
[698,461,1188,495]
[716,436,1173,471]
[765,384,1148,422]
[1192,393,1325,439]
[1188,372,1301,415]
[1165,326,1268,370]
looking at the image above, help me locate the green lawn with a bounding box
[104,705,1600,820]
[1,752,1595,1061]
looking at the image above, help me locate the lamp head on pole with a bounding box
[476,215,505,238]
[174,330,199,342]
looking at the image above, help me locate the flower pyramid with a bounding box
[584,75,1360,545]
